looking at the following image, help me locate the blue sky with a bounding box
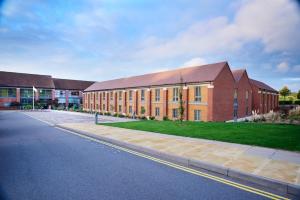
[0,0,300,91]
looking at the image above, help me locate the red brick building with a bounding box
[84,62,279,121]
[0,71,94,109]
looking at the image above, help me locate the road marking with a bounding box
[55,126,289,200]
[20,112,289,200]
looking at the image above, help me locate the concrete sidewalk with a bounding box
[59,123,300,187]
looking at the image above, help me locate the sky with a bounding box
[0,0,300,91]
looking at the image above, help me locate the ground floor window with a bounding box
[129,106,132,114]
[194,110,201,121]
[172,108,178,118]
[119,105,122,112]
[103,104,105,110]
[96,104,98,110]
[155,107,160,116]
[0,88,16,98]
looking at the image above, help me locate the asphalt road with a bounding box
[0,111,275,200]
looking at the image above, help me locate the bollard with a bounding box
[95,112,98,124]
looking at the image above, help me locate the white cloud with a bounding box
[183,57,206,67]
[276,62,290,73]
[282,77,300,81]
[134,0,300,60]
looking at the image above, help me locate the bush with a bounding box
[140,116,147,120]
[294,100,300,105]
[118,114,125,118]
[149,116,155,120]
[113,113,118,117]
[279,100,293,105]
[24,105,33,110]
[163,116,169,121]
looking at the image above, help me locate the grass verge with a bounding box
[100,120,300,152]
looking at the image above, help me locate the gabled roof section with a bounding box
[85,61,228,91]
[250,79,278,93]
[0,71,55,89]
[53,78,94,90]
[232,69,246,82]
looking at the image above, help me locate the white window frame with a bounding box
[194,86,201,102]
[141,89,145,101]
[155,107,160,116]
[172,108,178,118]
[194,110,201,121]
[173,88,179,102]
[155,89,160,102]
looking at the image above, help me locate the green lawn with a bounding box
[100,121,300,152]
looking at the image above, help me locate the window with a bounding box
[0,88,16,98]
[39,89,52,99]
[21,89,33,98]
[71,91,79,96]
[194,86,201,102]
[155,107,160,116]
[129,91,133,101]
[172,108,178,118]
[141,89,145,101]
[103,104,105,110]
[119,105,122,112]
[234,89,238,99]
[110,91,113,100]
[155,89,160,102]
[173,88,179,101]
[129,106,133,113]
[119,91,122,101]
[194,110,201,121]
[96,93,98,100]
[103,92,106,100]
[96,104,98,110]
[246,90,249,100]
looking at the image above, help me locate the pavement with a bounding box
[0,111,281,200]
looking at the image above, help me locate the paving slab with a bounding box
[57,122,300,188]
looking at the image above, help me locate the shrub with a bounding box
[294,100,300,105]
[149,116,155,120]
[24,105,33,110]
[279,100,293,105]
[163,116,169,121]
[113,113,118,117]
[118,114,125,118]
[140,116,147,120]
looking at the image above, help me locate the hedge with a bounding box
[279,100,293,105]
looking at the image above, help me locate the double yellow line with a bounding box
[56,127,289,200]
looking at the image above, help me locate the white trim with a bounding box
[183,86,188,90]
[207,85,214,89]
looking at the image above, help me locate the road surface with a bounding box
[0,111,283,200]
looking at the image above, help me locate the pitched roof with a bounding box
[0,71,55,89]
[232,69,246,82]
[85,61,228,91]
[250,79,278,93]
[53,78,94,90]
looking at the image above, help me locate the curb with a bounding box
[56,125,300,198]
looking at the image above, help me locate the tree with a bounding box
[279,86,291,100]
[297,90,300,100]
[178,75,185,122]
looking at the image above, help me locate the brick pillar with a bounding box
[106,92,109,112]
[82,93,85,110]
[99,93,102,112]
[115,92,117,113]
[35,89,39,101]
[66,90,69,108]
[51,89,55,101]
[16,88,20,103]
[207,85,214,121]
[135,90,138,115]
[147,89,152,117]
[182,86,189,121]
[163,88,168,117]
[123,91,127,114]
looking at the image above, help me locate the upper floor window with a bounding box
[103,92,106,100]
[155,89,160,102]
[246,90,249,100]
[129,90,133,101]
[234,89,238,100]
[119,91,122,101]
[71,91,79,96]
[119,105,122,112]
[141,89,145,101]
[110,91,113,100]
[194,86,201,102]
[173,88,179,102]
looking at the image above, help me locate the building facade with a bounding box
[83,62,279,121]
[0,71,94,109]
